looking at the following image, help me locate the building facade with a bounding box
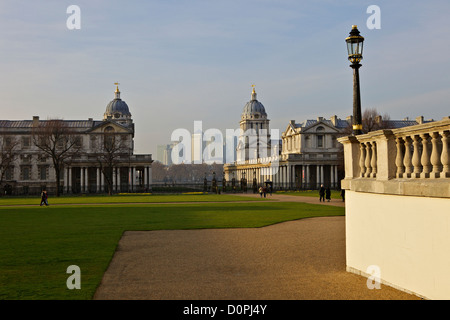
[224,87,433,191]
[0,85,152,195]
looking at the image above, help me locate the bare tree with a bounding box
[343,108,392,135]
[32,119,81,197]
[151,161,168,182]
[0,136,19,189]
[96,127,130,195]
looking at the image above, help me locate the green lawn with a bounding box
[0,196,344,300]
[0,193,264,206]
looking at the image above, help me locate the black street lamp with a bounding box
[345,25,365,135]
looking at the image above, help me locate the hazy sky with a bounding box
[1,0,449,156]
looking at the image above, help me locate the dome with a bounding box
[241,87,267,119]
[105,99,131,117]
[103,84,132,120]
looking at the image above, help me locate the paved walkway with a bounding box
[93,194,419,300]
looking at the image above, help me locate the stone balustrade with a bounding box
[338,116,450,198]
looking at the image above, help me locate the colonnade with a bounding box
[63,165,152,193]
[229,163,340,190]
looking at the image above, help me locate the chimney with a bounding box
[416,116,424,124]
[330,115,338,126]
[375,115,382,123]
[290,120,295,126]
[317,116,324,122]
[32,116,39,127]
[346,115,353,124]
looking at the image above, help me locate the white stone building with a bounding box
[0,85,152,195]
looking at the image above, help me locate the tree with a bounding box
[32,119,81,197]
[343,108,392,135]
[362,108,392,132]
[96,126,130,195]
[0,136,19,190]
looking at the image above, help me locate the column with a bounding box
[113,168,116,192]
[64,167,68,193]
[117,167,121,192]
[84,167,89,193]
[395,138,404,178]
[330,165,334,189]
[144,167,148,189]
[320,165,324,185]
[306,165,310,189]
[68,167,72,193]
[334,165,338,187]
[80,167,85,193]
[316,165,320,187]
[96,168,100,193]
[101,169,105,193]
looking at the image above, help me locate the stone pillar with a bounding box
[64,167,68,193]
[430,132,442,179]
[316,165,320,187]
[96,168,100,192]
[320,165,324,185]
[306,165,310,189]
[403,137,413,178]
[411,135,422,178]
[144,167,148,189]
[117,167,121,192]
[420,134,431,178]
[112,168,116,192]
[68,167,72,193]
[80,167,85,193]
[101,169,105,193]
[395,138,404,178]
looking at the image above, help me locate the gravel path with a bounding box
[94,214,419,300]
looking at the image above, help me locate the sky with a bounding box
[1,0,449,156]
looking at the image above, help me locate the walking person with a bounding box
[319,184,325,202]
[44,190,49,206]
[325,186,331,202]
[263,186,266,198]
[40,190,46,206]
[259,186,263,198]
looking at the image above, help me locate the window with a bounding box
[22,136,31,148]
[5,167,13,180]
[39,166,48,180]
[317,135,324,148]
[21,166,31,180]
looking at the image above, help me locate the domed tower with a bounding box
[103,83,133,127]
[237,86,271,161]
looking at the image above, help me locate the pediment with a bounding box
[303,121,340,134]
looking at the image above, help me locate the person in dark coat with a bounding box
[319,184,325,202]
[325,187,331,202]
[340,189,345,202]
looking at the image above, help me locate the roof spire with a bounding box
[251,85,257,100]
[114,82,121,99]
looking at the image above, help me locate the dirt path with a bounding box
[93,216,418,300]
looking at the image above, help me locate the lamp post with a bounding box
[345,25,365,135]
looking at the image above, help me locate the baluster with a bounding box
[395,137,405,178]
[359,143,366,178]
[441,131,449,178]
[403,136,413,178]
[430,132,442,178]
[371,142,377,178]
[411,135,422,178]
[420,134,431,178]
[365,142,372,177]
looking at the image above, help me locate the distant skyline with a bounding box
[1,0,449,156]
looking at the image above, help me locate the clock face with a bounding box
[114,113,120,118]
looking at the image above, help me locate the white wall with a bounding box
[346,191,450,300]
